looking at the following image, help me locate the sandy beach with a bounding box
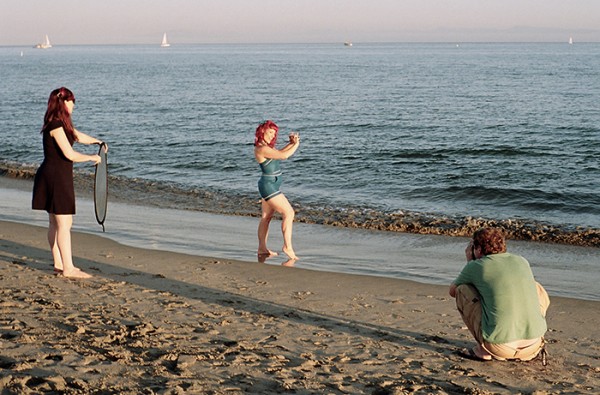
[1,220,598,394]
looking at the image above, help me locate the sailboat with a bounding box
[35,34,52,49]
[160,33,170,47]
[569,36,573,45]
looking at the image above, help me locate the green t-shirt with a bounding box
[453,252,547,344]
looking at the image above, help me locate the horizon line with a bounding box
[2,40,595,47]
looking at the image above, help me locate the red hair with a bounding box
[254,120,278,148]
[42,87,76,140]
[473,227,507,255]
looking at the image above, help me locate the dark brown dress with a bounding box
[32,120,76,214]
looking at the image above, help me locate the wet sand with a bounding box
[2,161,599,248]
[1,220,599,394]
[1,178,599,301]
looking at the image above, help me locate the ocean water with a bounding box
[1,43,600,234]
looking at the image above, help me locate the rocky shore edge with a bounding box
[2,162,598,248]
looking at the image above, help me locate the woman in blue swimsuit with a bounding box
[254,120,300,260]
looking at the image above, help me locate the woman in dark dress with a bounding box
[32,87,105,278]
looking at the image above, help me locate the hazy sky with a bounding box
[2,0,599,46]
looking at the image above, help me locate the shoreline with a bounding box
[1,220,599,393]
[2,162,599,248]
[1,173,599,302]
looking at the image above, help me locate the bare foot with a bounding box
[282,247,298,260]
[282,258,297,267]
[473,345,492,361]
[257,250,278,263]
[53,267,63,274]
[62,268,92,279]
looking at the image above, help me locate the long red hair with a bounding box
[42,87,76,140]
[254,120,278,148]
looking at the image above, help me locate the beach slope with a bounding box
[1,220,598,394]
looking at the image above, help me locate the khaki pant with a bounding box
[455,282,550,361]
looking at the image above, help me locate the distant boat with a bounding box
[160,33,171,47]
[344,41,352,47]
[35,34,52,49]
[569,36,573,45]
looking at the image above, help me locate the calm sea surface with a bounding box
[1,43,600,230]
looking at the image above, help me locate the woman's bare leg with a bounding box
[258,200,278,256]
[48,214,63,272]
[53,214,91,279]
[265,194,297,260]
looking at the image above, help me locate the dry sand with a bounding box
[1,220,598,394]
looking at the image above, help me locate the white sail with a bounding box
[569,36,573,45]
[35,34,52,49]
[160,33,170,47]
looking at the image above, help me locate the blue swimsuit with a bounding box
[258,159,282,201]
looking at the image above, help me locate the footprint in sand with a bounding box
[292,291,313,300]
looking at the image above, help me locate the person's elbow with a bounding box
[449,284,457,298]
[64,151,79,162]
[277,151,292,160]
[62,149,82,162]
[282,148,298,160]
